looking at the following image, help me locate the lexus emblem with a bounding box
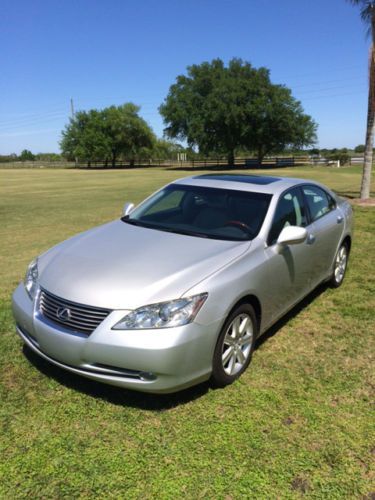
[56,307,71,321]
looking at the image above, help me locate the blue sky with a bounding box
[0,0,369,154]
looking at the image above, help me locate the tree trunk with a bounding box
[361,43,375,199]
[111,152,116,168]
[227,150,235,166]
[361,110,374,199]
[87,160,91,168]
[130,158,135,168]
[257,148,264,168]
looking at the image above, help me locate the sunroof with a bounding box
[194,174,281,185]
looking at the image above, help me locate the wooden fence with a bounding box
[0,156,365,169]
[73,156,310,168]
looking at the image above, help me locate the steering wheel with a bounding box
[224,220,253,235]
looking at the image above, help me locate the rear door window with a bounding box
[302,186,336,222]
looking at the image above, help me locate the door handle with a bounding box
[337,215,343,224]
[307,233,315,244]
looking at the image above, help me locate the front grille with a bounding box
[39,288,111,335]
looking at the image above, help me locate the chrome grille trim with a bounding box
[39,288,111,335]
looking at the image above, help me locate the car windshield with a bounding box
[123,184,272,241]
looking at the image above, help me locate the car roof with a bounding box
[171,173,310,195]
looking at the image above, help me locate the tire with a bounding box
[329,242,349,288]
[211,303,258,388]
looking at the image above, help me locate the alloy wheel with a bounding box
[334,245,348,284]
[221,313,253,376]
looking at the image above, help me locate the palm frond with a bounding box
[347,1,375,39]
[360,3,374,23]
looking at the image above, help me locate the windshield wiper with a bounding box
[122,218,209,238]
[165,228,209,238]
[122,217,151,228]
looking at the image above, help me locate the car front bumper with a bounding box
[12,283,221,393]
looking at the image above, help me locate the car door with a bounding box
[301,185,345,286]
[263,187,316,324]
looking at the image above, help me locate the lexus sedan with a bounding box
[12,174,353,393]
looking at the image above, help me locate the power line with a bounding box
[302,90,367,101]
[0,106,67,119]
[70,97,75,119]
[0,110,67,127]
[0,113,67,131]
[274,63,365,81]
[295,83,366,96]
[291,76,364,89]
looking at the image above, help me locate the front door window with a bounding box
[268,188,307,246]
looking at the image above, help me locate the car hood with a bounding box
[39,220,250,310]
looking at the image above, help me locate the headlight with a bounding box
[24,258,39,300]
[113,293,208,330]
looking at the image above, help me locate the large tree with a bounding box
[348,1,375,199]
[60,103,155,167]
[159,58,317,165]
[102,104,155,167]
[60,110,111,166]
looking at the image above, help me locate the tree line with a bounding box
[0,151,62,162]
[60,58,317,167]
[1,145,369,165]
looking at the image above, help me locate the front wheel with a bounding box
[329,242,349,288]
[211,304,258,387]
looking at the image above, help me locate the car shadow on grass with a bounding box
[22,345,210,411]
[23,282,329,411]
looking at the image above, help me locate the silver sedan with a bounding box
[12,174,353,393]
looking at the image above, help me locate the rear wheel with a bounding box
[211,304,258,387]
[329,242,349,288]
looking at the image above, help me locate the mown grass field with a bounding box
[0,165,374,498]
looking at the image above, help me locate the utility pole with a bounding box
[70,98,78,167]
[70,97,75,119]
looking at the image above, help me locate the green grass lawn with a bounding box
[0,166,374,498]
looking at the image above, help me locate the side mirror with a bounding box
[122,202,135,217]
[277,225,307,246]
